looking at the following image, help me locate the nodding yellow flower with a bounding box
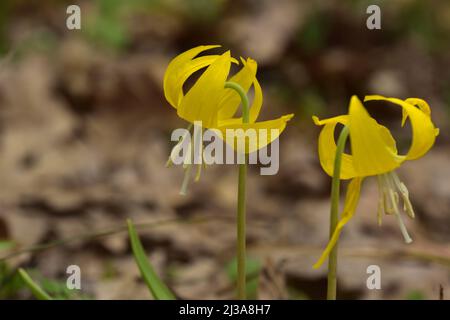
[163,45,293,194]
[313,95,439,268]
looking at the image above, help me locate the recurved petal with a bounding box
[171,55,227,108]
[312,115,357,180]
[163,45,221,108]
[349,96,401,176]
[177,51,232,128]
[217,70,263,125]
[404,98,431,118]
[364,95,439,161]
[217,114,294,154]
[249,73,263,123]
[313,177,363,269]
[218,57,257,120]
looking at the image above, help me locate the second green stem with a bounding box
[327,125,349,300]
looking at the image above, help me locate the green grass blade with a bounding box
[127,219,175,300]
[18,268,53,300]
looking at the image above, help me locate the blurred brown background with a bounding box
[0,0,449,299]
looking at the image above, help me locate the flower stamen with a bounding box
[394,208,413,244]
[391,173,415,218]
[168,123,206,195]
[193,124,203,182]
[376,176,384,226]
[166,124,193,168]
[180,162,193,196]
[377,171,414,243]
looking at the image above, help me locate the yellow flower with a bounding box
[313,95,439,268]
[163,45,293,153]
[163,45,293,194]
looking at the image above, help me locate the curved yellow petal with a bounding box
[364,95,439,160]
[177,51,232,128]
[404,98,431,118]
[313,177,363,269]
[217,114,294,154]
[313,101,398,179]
[217,58,263,124]
[218,58,257,119]
[164,45,220,108]
[173,55,229,107]
[216,117,243,127]
[249,74,263,123]
[313,115,357,180]
[349,96,401,176]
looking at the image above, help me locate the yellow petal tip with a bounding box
[312,115,320,125]
[312,252,329,270]
[350,95,363,104]
[284,113,294,122]
[364,94,383,102]
[202,44,221,49]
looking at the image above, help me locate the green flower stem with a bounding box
[236,159,247,299]
[224,82,250,122]
[225,81,249,300]
[327,125,349,300]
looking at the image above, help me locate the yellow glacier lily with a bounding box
[313,95,439,268]
[164,45,293,148]
[163,45,293,193]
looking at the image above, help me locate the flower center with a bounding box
[376,171,414,244]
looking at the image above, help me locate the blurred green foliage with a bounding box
[181,0,226,24]
[286,286,310,300]
[83,0,226,50]
[0,255,89,299]
[406,290,426,300]
[84,0,129,50]
[23,269,90,300]
[38,272,89,300]
[297,9,330,55]
[396,0,449,52]
[298,89,327,118]
[0,241,13,251]
[0,262,24,299]
[226,256,261,299]
[14,30,58,59]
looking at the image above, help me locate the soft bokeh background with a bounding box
[0,0,449,300]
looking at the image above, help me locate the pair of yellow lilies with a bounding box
[163,45,439,268]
